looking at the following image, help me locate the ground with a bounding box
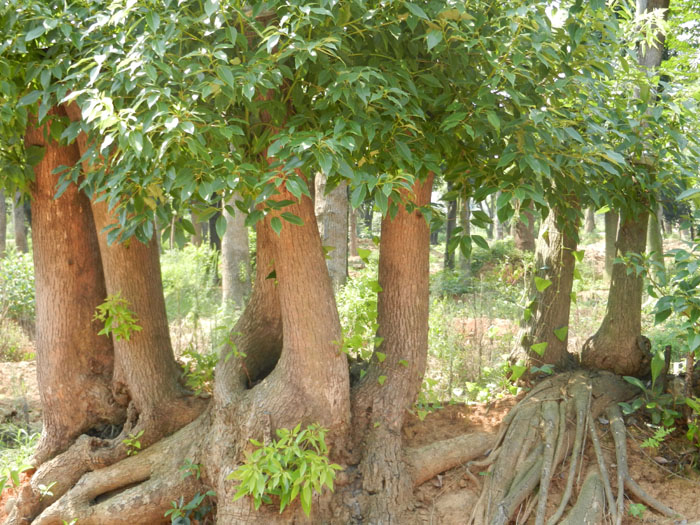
[2,361,699,524]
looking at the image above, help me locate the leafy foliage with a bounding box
[93,292,142,342]
[227,423,342,516]
[123,430,145,456]
[0,248,35,326]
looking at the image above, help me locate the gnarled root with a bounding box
[469,369,681,525]
[5,415,208,525]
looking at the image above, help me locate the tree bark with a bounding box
[352,174,434,522]
[25,108,124,466]
[494,193,504,240]
[582,211,650,376]
[191,211,203,246]
[13,191,28,253]
[314,173,348,287]
[221,196,251,308]
[584,207,596,233]
[647,205,665,271]
[443,183,457,269]
[515,207,578,371]
[604,210,619,279]
[0,190,6,257]
[511,202,536,252]
[459,197,471,275]
[349,206,359,257]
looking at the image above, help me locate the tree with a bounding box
[0,190,6,257]
[12,191,28,253]
[604,210,619,279]
[511,200,536,252]
[314,173,348,287]
[584,206,596,233]
[221,197,251,308]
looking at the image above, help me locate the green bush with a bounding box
[0,249,35,327]
[0,319,33,361]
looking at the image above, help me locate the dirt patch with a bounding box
[0,470,33,522]
[0,361,41,429]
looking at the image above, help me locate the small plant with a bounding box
[179,459,201,480]
[412,377,444,421]
[180,347,218,395]
[228,423,342,516]
[38,481,57,500]
[628,502,647,518]
[164,490,216,524]
[93,292,142,341]
[123,430,145,456]
[640,426,675,449]
[62,520,78,525]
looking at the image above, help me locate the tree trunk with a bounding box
[584,207,596,233]
[459,197,471,275]
[0,190,6,258]
[604,210,619,279]
[363,202,373,235]
[24,109,124,466]
[647,206,665,271]
[582,211,650,376]
[352,174,434,522]
[349,206,359,257]
[221,197,251,308]
[13,191,28,253]
[511,202,535,252]
[482,200,494,239]
[515,207,578,371]
[191,211,203,246]
[314,173,348,288]
[444,184,457,269]
[494,194,504,240]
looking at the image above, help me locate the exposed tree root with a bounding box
[469,369,683,525]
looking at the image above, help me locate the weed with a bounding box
[123,430,145,456]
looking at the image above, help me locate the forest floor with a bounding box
[2,359,700,523]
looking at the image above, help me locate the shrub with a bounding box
[0,249,35,329]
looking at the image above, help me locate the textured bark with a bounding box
[517,208,578,371]
[604,210,619,279]
[459,197,471,275]
[0,190,6,257]
[511,202,535,252]
[582,212,650,376]
[584,207,596,233]
[221,197,251,308]
[647,206,665,271]
[191,212,203,246]
[314,174,348,288]
[349,207,359,257]
[12,191,28,253]
[494,194,504,240]
[444,183,457,269]
[25,108,124,466]
[352,174,434,523]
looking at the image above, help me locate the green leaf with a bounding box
[426,30,442,51]
[405,3,429,20]
[281,212,303,226]
[267,34,280,54]
[487,111,500,134]
[572,250,585,263]
[18,91,41,107]
[357,247,371,262]
[378,375,387,385]
[530,342,548,356]
[553,326,568,342]
[25,25,46,42]
[300,484,312,516]
[471,235,488,250]
[270,217,282,235]
[534,276,552,292]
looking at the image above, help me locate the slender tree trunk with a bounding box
[352,174,434,522]
[482,200,494,239]
[349,207,359,257]
[208,204,222,252]
[363,203,373,235]
[314,174,349,287]
[459,197,471,275]
[515,206,578,371]
[221,197,251,308]
[494,194,504,240]
[511,201,535,252]
[0,190,6,258]
[582,211,650,376]
[647,206,665,271]
[604,210,619,279]
[25,108,124,465]
[13,191,28,253]
[191,212,203,246]
[444,183,457,269]
[584,207,596,233]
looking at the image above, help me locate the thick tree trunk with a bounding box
[314,174,348,287]
[515,207,578,372]
[582,211,650,376]
[0,190,6,257]
[352,174,434,523]
[511,202,535,252]
[584,207,596,233]
[13,191,28,253]
[647,206,665,271]
[221,197,251,308]
[25,109,124,466]
[604,210,619,279]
